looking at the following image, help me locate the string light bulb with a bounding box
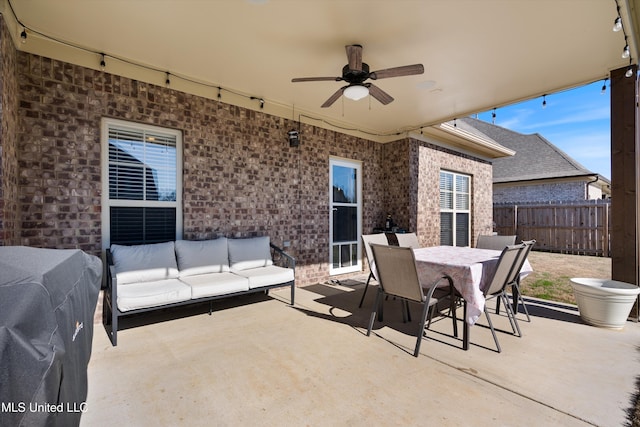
[626,61,634,78]
[623,43,630,59]
[20,27,26,43]
[492,108,496,124]
[601,78,608,94]
[100,54,106,70]
[542,94,547,109]
[613,16,623,32]
[165,72,171,87]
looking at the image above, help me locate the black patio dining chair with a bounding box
[449,243,525,352]
[358,233,390,308]
[476,234,517,250]
[473,243,526,353]
[395,232,420,249]
[366,244,456,357]
[506,239,536,322]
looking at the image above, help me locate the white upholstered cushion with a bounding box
[228,236,273,271]
[175,238,230,277]
[179,272,249,298]
[117,278,191,312]
[232,265,294,289]
[111,241,179,285]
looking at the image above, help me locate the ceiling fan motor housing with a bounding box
[342,63,370,84]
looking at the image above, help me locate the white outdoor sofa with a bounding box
[102,236,295,346]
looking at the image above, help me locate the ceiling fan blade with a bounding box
[321,86,347,108]
[345,44,363,72]
[367,84,394,105]
[370,64,424,80]
[292,76,342,82]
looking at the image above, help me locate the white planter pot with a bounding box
[570,278,640,329]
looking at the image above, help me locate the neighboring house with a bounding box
[0,17,513,286]
[457,117,611,204]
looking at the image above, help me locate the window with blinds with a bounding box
[101,118,183,248]
[440,170,470,246]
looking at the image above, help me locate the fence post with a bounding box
[514,204,518,238]
[604,202,609,257]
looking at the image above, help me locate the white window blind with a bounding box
[440,170,470,247]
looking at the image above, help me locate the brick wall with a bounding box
[0,17,19,246]
[9,49,390,285]
[373,137,493,248]
[380,139,412,232]
[416,139,493,247]
[0,16,494,286]
[494,181,586,204]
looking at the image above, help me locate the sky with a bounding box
[474,80,611,180]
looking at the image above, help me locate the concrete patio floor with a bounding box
[81,278,640,426]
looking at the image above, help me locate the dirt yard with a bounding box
[519,251,611,304]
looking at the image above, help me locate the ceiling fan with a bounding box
[291,44,424,108]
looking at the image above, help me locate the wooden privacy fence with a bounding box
[493,201,611,257]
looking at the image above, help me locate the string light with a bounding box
[542,94,547,109]
[6,0,636,138]
[453,118,457,128]
[613,0,635,78]
[601,78,608,94]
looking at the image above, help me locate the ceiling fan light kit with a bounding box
[292,44,424,107]
[343,85,369,101]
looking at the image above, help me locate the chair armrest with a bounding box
[270,243,295,270]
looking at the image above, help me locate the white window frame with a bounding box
[101,117,183,249]
[440,170,471,247]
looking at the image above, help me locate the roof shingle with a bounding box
[458,117,603,183]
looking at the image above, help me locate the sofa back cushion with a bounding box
[175,238,230,277]
[110,241,179,285]
[228,236,273,271]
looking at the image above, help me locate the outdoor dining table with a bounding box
[413,245,533,350]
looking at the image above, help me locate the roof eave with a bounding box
[422,123,516,159]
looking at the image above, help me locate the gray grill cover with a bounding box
[0,247,101,427]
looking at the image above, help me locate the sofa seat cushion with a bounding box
[117,279,191,312]
[232,265,295,289]
[175,238,230,277]
[179,272,250,299]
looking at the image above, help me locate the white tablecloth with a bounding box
[413,246,533,325]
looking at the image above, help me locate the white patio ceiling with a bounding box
[3,0,639,141]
